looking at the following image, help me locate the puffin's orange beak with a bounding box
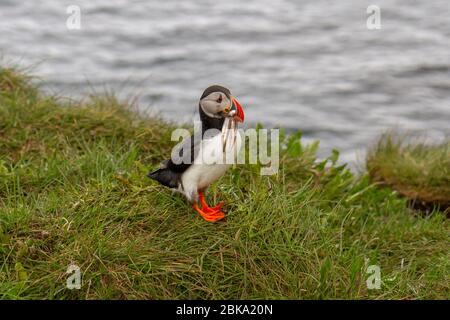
[231,97,244,123]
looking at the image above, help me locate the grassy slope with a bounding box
[0,68,448,299]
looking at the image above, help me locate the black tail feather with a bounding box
[147,169,160,180]
[147,168,180,189]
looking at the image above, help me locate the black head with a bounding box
[198,85,244,133]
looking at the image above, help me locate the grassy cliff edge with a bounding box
[0,67,448,299]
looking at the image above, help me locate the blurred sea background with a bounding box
[1,0,449,164]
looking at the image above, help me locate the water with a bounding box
[1,0,449,164]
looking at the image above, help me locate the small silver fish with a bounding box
[222,111,237,152]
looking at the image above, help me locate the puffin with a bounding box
[147,85,245,222]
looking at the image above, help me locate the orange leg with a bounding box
[199,192,224,212]
[192,192,225,222]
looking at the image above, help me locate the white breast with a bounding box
[180,131,242,202]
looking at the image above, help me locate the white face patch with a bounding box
[199,92,231,118]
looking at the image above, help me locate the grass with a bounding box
[0,67,449,299]
[367,133,450,213]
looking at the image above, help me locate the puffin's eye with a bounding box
[216,95,222,103]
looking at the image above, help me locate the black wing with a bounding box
[147,133,201,187]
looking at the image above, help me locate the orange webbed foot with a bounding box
[193,192,226,222]
[193,203,225,223]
